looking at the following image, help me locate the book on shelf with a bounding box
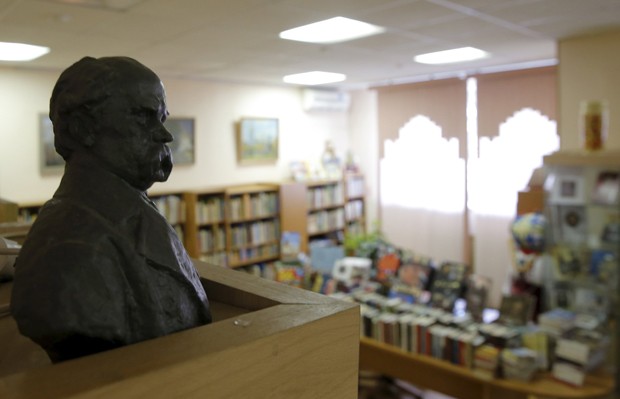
[280,231,301,262]
[554,328,610,370]
[464,274,492,323]
[591,170,620,205]
[552,360,589,387]
[521,325,551,370]
[429,262,469,312]
[538,308,576,336]
[498,293,534,326]
[501,347,538,382]
[472,344,500,380]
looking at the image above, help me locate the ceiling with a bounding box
[1,0,620,90]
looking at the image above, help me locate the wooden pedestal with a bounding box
[0,260,360,398]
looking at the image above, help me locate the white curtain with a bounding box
[380,116,466,263]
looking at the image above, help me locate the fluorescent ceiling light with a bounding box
[0,42,50,61]
[279,16,385,44]
[414,47,488,65]
[283,71,346,86]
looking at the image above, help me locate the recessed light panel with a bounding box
[0,42,50,61]
[279,17,384,44]
[283,71,346,86]
[414,47,489,65]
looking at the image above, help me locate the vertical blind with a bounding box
[476,66,557,138]
[376,66,558,307]
[377,78,467,158]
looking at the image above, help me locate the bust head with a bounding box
[49,56,173,191]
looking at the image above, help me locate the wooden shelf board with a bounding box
[360,337,614,399]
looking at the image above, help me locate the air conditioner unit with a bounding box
[302,88,351,112]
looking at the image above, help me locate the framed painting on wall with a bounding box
[164,117,195,165]
[39,113,65,174]
[236,117,279,164]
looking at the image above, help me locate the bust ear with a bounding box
[69,112,96,148]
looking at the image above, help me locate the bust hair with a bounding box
[48,56,151,160]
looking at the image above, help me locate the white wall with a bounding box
[348,89,379,232]
[0,67,357,204]
[559,28,620,150]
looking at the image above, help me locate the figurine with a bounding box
[10,56,212,363]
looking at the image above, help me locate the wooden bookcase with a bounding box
[344,172,366,237]
[148,191,188,247]
[223,183,280,269]
[280,178,343,254]
[0,199,18,223]
[280,175,366,255]
[10,175,366,271]
[184,187,227,265]
[16,202,44,223]
[184,184,280,269]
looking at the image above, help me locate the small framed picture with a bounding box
[548,171,585,205]
[236,117,279,164]
[498,293,534,326]
[164,117,195,165]
[39,113,65,174]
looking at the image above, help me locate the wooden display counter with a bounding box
[0,261,360,398]
[360,337,614,399]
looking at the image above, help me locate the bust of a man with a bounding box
[11,56,212,363]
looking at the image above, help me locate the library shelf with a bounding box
[360,337,613,399]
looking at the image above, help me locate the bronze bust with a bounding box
[11,56,212,363]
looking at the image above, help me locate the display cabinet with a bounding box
[542,150,620,394]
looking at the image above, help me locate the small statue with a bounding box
[321,140,342,179]
[11,56,212,363]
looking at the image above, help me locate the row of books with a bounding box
[195,196,225,224]
[230,220,280,248]
[198,226,226,253]
[199,251,227,267]
[361,305,484,369]
[307,208,345,234]
[345,199,364,221]
[307,184,344,210]
[228,243,279,264]
[152,195,186,225]
[348,291,612,385]
[228,192,278,221]
[345,175,364,198]
[551,327,610,386]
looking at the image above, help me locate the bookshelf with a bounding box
[344,172,366,238]
[184,187,228,266]
[0,199,18,223]
[184,184,280,270]
[280,178,343,254]
[360,337,613,399]
[16,202,44,223]
[8,175,365,271]
[148,191,188,246]
[224,184,280,269]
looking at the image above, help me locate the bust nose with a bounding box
[154,126,173,143]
